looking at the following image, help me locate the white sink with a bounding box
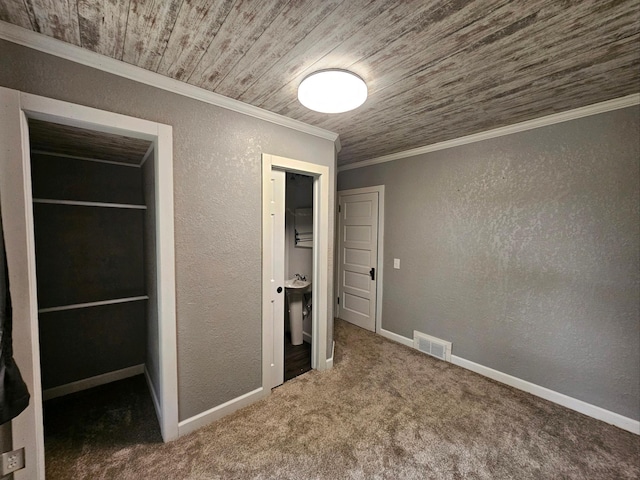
[285,278,311,345]
[284,278,311,293]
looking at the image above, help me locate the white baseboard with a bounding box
[42,364,144,401]
[379,328,414,348]
[144,367,162,428]
[177,387,266,437]
[326,341,335,369]
[302,331,312,344]
[450,355,639,435]
[377,329,639,435]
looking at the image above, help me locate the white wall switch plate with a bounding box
[394,258,400,269]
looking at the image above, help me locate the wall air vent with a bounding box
[413,331,452,362]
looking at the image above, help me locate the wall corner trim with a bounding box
[0,21,341,149]
[177,387,266,437]
[378,329,639,435]
[326,341,336,369]
[338,93,640,172]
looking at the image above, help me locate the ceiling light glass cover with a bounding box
[298,70,367,113]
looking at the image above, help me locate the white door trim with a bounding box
[0,88,179,479]
[338,186,385,333]
[262,154,330,391]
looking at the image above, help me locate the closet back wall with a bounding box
[31,149,146,390]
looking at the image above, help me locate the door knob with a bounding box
[277,287,283,293]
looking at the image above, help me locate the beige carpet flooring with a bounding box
[44,319,639,479]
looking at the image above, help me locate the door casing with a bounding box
[262,154,330,391]
[0,87,179,480]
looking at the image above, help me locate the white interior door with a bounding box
[267,169,285,388]
[338,192,379,332]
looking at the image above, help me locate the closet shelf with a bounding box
[33,198,147,210]
[38,295,149,314]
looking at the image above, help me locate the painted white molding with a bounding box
[450,356,640,435]
[262,153,330,396]
[339,93,640,172]
[326,341,336,369]
[43,364,144,401]
[2,89,180,454]
[144,367,163,433]
[377,327,639,435]
[379,328,414,348]
[178,388,266,437]
[0,21,340,149]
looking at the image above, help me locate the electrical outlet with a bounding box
[393,258,400,269]
[1,448,25,475]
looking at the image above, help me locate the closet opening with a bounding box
[27,119,163,458]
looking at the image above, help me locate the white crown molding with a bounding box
[0,21,341,147]
[339,93,640,172]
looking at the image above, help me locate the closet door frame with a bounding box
[0,87,179,480]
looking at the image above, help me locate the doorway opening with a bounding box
[284,172,314,381]
[0,89,178,479]
[262,154,330,392]
[27,118,164,458]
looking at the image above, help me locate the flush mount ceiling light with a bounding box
[298,70,368,113]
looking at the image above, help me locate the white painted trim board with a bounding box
[144,367,163,433]
[378,328,639,435]
[0,21,340,149]
[178,388,266,437]
[42,364,144,401]
[326,341,336,369]
[339,93,640,172]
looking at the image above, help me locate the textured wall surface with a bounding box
[0,40,336,421]
[339,106,640,420]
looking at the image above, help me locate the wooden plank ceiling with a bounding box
[2,1,638,166]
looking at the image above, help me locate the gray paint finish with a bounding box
[0,40,335,421]
[338,107,640,420]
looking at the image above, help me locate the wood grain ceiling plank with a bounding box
[212,0,343,99]
[301,1,638,138]
[237,0,399,106]
[339,58,640,163]
[0,0,35,29]
[23,0,81,45]
[122,0,182,70]
[77,0,130,58]
[260,0,509,114]
[283,0,558,123]
[187,0,290,90]
[157,0,235,81]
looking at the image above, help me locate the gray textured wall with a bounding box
[0,40,336,421]
[338,107,640,420]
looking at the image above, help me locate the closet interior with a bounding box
[28,118,161,434]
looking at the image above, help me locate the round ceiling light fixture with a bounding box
[298,69,367,113]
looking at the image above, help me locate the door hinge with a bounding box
[337,297,340,305]
[338,204,341,213]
